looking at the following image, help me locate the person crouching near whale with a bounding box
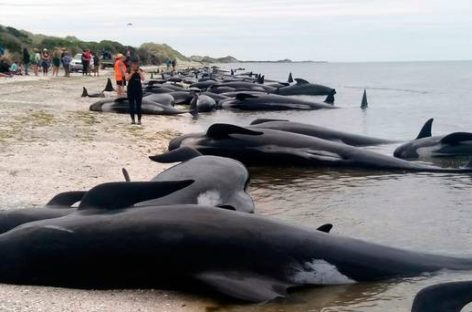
[114,53,126,96]
[125,59,145,125]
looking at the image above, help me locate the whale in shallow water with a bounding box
[168,123,472,173]
[220,93,335,111]
[275,78,336,96]
[394,118,472,159]
[250,119,397,146]
[1,204,472,302]
[411,281,472,312]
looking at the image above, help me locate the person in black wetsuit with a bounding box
[125,59,145,125]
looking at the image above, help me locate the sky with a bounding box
[1,0,471,62]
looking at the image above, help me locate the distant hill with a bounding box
[0,24,239,64]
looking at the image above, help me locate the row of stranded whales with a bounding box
[1,201,472,302]
[166,123,472,173]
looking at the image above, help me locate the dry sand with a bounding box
[0,70,218,311]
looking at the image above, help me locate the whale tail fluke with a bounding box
[104,78,114,92]
[324,93,335,105]
[361,89,368,109]
[81,87,88,97]
[416,118,434,139]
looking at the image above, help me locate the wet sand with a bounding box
[0,70,214,311]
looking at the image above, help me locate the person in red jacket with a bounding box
[82,49,92,76]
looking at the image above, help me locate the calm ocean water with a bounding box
[189,61,472,311]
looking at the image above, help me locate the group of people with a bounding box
[81,49,100,77]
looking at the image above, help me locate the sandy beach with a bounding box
[0,70,215,311]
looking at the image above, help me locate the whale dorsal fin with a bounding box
[81,87,88,97]
[416,118,434,139]
[207,124,263,139]
[316,223,333,233]
[440,132,472,145]
[361,89,368,109]
[250,118,289,125]
[236,93,259,101]
[104,78,114,92]
[324,93,335,105]
[149,147,203,163]
[195,271,291,302]
[295,78,309,84]
[288,72,294,83]
[46,191,86,208]
[122,168,131,182]
[78,180,194,210]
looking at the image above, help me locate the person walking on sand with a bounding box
[41,48,50,76]
[114,53,126,96]
[31,49,40,76]
[22,48,30,75]
[52,50,61,77]
[62,51,72,77]
[125,59,145,125]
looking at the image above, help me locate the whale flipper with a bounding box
[195,271,291,302]
[411,281,472,312]
[250,118,289,125]
[149,147,203,163]
[46,191,86,208]
[416,118,434,139]
[81,87,88,97]
[317,223,333,233]
[122,168,131,182]
[207,124,263,139]
[78,180,194,210]
[441,132,472,145]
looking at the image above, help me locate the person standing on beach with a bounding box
[93,52,100,77]
[52,50,61,77]
[125,59,145,125]
[62,51,72,77]
[22,48,30,75]
[31,49,40,76]
[82,49,92,76]
[114,53,126,96]
[171,59,177,73]
[41,48,50,76]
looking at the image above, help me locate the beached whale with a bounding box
[394,118,472,159]
[250,119,397,146]
[220,93,335,111]
[146,147,254,212]
[89,97,195,116]
[2,204,472,302]
[209,82,276,93]
[411,281,472,312]
[143,93,175,106]
[167,123,472,173]
[275,79,336,96]
[0,181,191,234]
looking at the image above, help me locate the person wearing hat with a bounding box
[125,59,145,125]
[114,53,126,96]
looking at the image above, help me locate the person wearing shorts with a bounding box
[41,48,50,76]
[114,53,126,96]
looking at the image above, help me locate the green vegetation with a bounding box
[0,24,239,64]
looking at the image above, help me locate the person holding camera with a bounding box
[125,59,145,125]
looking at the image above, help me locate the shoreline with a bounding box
[0,69,214,311]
